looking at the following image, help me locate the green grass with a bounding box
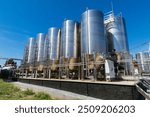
[0,79,53,100]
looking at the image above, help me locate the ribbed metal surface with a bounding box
[48,28,61,60]
[106,16,129,53]
[27,38,35,63]
[23,37,35,64]
[136,52,150,72]
[81,9,106,55]
[43,35,49,61]
[62,20,80,58]
[35,33,45,62]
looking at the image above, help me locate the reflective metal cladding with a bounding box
[48,28,61,60]
[27,38,35,63]
[35,33,45,62]
[43,34,49,61]
[62,20,80,58]
[106,15,129,53]
[81,9,106,55]
[23,37,35,64]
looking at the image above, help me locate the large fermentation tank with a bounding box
[22,38,35,64]
[27,38,35,63]
[81,9,106,55]
[105,13,130,75]
[48,28,61,71]
[48,28,61,60]
[81,9,106,72]
[22,44,28,64]
[62,20,80,58]
[43,35,49,61]
[105,15,129,53]
[62,20,80,71]
[35,33,45,63]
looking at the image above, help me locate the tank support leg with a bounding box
[35,70,38,78]
[49,69,51,79]
[93,53,97,81]
[78,66,81,80]
[43,69,46,78]
[22,70,24,78]
[25,70,28,78]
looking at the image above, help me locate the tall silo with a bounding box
[48,28,61,60]
[43,34,49,61]
[105,13,129,53]
[81,9,106,55]
[22,44,28,65]
[62,20,80,59]
[22,37,35,64]
[81,9,106,79]
[27,38,35,63]
[62,20,80,72]
[48,28,61,72]
[105,13,130,75]
[35,33,45,63]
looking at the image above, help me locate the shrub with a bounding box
[34,92,52,100]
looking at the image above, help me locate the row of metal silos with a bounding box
[23,9,106,63]
[22,9,129,78]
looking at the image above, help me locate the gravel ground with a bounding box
[12,82,99,100]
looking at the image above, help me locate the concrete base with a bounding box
[19,78,144,100]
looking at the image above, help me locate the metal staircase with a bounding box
[136,77,150,100]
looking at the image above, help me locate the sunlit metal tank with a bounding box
[27,37,35,63]
[62,20,80,58]
[35,33,45,71]
[22,44,28,64]
[81,9,106,70]
[105,14,129,53]
[48,28,61,60]
[22,37,35,65]
[35,33,45,62]
[62,20,80,70]
[43,35,49,61]
[81,9,106,55]
[48,28,61,71]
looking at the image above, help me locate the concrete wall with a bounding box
[19,78,142,100]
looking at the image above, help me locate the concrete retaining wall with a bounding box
[19,78,142,100]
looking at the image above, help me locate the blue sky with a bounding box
[0,0,150,65]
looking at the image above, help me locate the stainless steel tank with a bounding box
[35,33,45,62]
[43,35,49,61]
[22,44,28,64]
[27,37,35,63]
[105,15,129,53]
[81,9,106,55]
[22,37,35,64]
[62,20,80,58]
[48,28,61,60]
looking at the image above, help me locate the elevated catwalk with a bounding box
[19,78,143,100]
